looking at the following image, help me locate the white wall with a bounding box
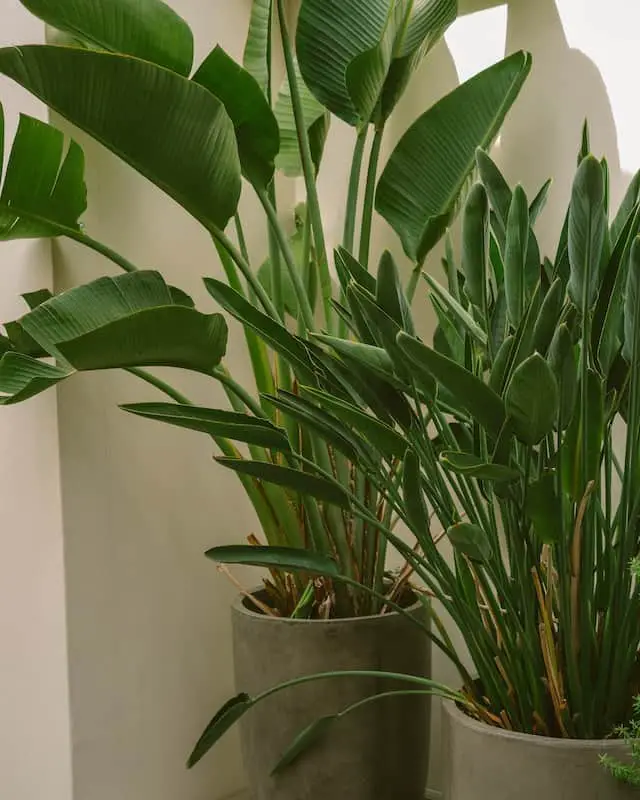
[2,1,638,799]
[0,3,72,800]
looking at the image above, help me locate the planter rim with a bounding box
[444,697,626,750]
[232,588,423,626]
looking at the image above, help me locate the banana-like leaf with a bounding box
[397,332,506,437]
[297,0,456,128]
[243,0,272,96]
[505,353,558,445]
[193,46,279,188]
[476,148,511,247]
[461,183,489,310]
[215,459,351,509]
[0,107,86,240]
[447,522,491,563]
[568,155,606,311]
[548,324,577,429]
[274,58,330,177]
[0,271,227,403]
[18,0,194,76]
[376,52,531,262]
[206,544,340,575]
[376,250,415,335]
[0,46,241,231]
[121,403,291,451]
[504,185,529,327]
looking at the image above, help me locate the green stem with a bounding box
[234,213,250,263]
[275,0,333,331]
[358,126,384,269]
[210,225,280,320]
[343,128,368,254]
[126,367,191,404]
[257,187,315,331]
[212,365,268,420]
[406,266,421,304]
[67,230,138,273]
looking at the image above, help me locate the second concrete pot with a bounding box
[442,700,637,799]
[232,591,431,800]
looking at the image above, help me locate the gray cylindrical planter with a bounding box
[443,700,637,799]
[232,592,431,800]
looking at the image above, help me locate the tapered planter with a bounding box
[443,700,637,799]
[232,591,431,800]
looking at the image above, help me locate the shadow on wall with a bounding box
[498,0,625,253]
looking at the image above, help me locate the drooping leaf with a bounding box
[192,46,279,188]
[121,403,291,451]
[376,52,531,261]
[215,459,351,509]
[274,57,330,177]
[504,185,529,327]
[397,332,506,437]
[423,273,487,347]
[568,155,606,311]
[0,46,241,231]
[243,0,272,96]
[187,693,254,768]
[0,353,72,405]
[19,0,194,76]
[301,386,407,459]
[461,182,489,310]
[526,472,562,544]
[439,451,519,482]
[272,715,337,774]
[447,522,491,563]
[0,108,86,241]
[206,544,340,576]
[505,353,558,445]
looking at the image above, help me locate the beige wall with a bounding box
[0,4,72,800]
[2,1,637,799]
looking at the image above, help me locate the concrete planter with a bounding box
[442,700,637,799]
[232,591,431,800]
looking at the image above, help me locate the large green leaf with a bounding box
[0,107,86,240]
[505,353,558,445]
[243,0,272,96]
[0,272,227,403]
[121,403,290,451]
[192,46,279,188]
[296,0,456,128]
[461,182,489,310]
[215,459,351,509]
[397,332,506,436]
[206,544,340,576]
[376,52,531,261]
[0,46,241,231]
[568,155,606,311]
[19,0,194,76]
[274,58,330,177]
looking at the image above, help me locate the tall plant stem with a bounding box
[126,368,191,404]
[358,126,384,269]
[66,230,138,273]
[257,187,315,331]
[211,225,280,320]
[275,0,333,332]
[212,365,269,420]
[343,128,368,254]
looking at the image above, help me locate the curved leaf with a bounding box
[397,332,506,436]
[439,451,519,482]
[505,353,558,445]
[568,155,606,311]
[272,715,336,774]
[187,693,253,769]
[193,46,279,188]
[215,459,351,509]
[376,52,531,261]
[121,403,291,451]
[0,353,71,405]
[206,544,340,576]
[0,45,241,230]
[243,0,272,96]
[0,107,86,240]
[19,0,194,76]
[461,182,489,309]
[504,185,529,327]
[447,522,491,563]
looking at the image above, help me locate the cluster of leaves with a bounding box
[601,693,640,787]
[0,0,530,618]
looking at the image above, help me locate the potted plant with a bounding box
[200,131,640,799]
[0,0,529,795]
